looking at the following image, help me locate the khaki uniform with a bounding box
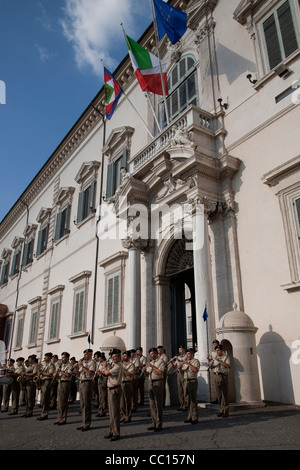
[78,359,96,428]
[130,356,140,411]
[211,354,231,416]
[10,364,26,414]
[182,358,200,422]
[175,354,189,410]
[147,358,165,430]
[158,353,168,406]
[96,361,107,417]
[39,360,56,418]
[137,354,146,405]
[1,365,15,411]
[121,360,134,422]
[107,361,123,438]
[24,362,39,416]
[57,361,73,424]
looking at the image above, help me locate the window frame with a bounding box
[106,272,121,326]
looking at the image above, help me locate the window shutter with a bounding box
[113,274,120,324]
[77,190,84,224]
[107,277,114,325]
[49,301,59,339]
[293,196,300,239]
[36,229,43,256]
[106,162,115,199]
[107,274,120,325]
[278,1,298,58]
[89,180,96,214]
[74,290,84,333]
[263,14,282,69]
[29,310,38,345]
[21,242,29,268]
[10,254,17,277]
[15,317,23,348]
[55,211,62,241]
[0,264,7,286]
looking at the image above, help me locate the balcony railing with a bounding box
[129,105,216,174]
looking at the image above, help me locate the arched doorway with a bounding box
[165,239,197,357]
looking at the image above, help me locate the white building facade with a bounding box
[1,0,300,405]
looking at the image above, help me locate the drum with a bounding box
[0,376,14,385]
[0,368,9,376]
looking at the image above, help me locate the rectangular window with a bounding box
[77,181,96,224]
[106,150,127,199]
[262,0,299,70]
[49,300,60,340]
[73,288,85,334]
[54,205,70,241]
[106,273,120,325]
[36,224,49,256]
[10,251,21,277]
[28,310,38,345]
[22,238,34,268]
[15,316,24,348]
[0,262,9,286]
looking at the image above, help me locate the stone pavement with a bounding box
[0,398,299,454]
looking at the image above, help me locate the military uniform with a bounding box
[181,350,200,423]
[211,346,231,417]
[136,347,146,405]
[1,360,15,412]
[105,351,122,440]
[56,353,73,425]
[77,351,96,431]
[95,354,108,417]
[121,352,135,423]
[146,348,165,431]
[23,356,39,417]
[9,358,26,414]
[157,346,168,406]
[38,354,55,420]
[130,350,140,412]
[174,348,189,411]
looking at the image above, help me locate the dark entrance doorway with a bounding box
[165,239,197,357]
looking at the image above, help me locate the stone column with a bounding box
[140,240,155,353]
[153,274,172,354]
[122,237,142,350]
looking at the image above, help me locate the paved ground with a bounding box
[1,398,299,456]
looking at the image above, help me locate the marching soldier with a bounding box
[210,344,230,418]
[1,358,15,412]
[54,352,73,425]
[22,355,39,417]
[95,352,107,417]
[9,357,26,415]
[37,352,55,421]
[68,357,78,403]
[136,347,146,405]
[121,351,134,423]
[157,345,168,406]
[171,345,189,411]
[50,354,60,409]
[145,347,165,432]
[76,349,96,431]
[130,349,140,412]
[180,348,200,424]
[103,349,122,441]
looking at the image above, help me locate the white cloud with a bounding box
[35,44,52,62]
[60,0,151,77]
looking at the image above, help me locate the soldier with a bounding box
[171,345,189,411]
[22,355,39,417]
[157,345,168,406]
[9,357,26,415]
[50,354,60,409]
[180,348,200,424]
[76,349,96,431]
[121,351,134,423]
[103,349,122,441]
[130,349,140,412]
[145,347,165,432]
[95,352,107,417]
[68,357,78,403]
[54,352,73,425]
[1,358,15,412]
[37,352,55,421]
[210,344,230,418]
[136,347,146,405]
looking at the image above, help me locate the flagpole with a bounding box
[101,59,154,139]
[120,23,161,134]
[150,0,170,126]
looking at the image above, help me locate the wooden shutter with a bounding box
[263,13,282,69]
[106,162,116,199]
[29,310,38,345]
[54,211,62,241]
[277,1,298,58]
[107,273,120,325]
[15,317,23,348]
[49,301,59,340]
[77,190,85,224]
[74,289,85,333]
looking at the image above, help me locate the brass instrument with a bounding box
[17,375,25,391]
[33,374,41,390]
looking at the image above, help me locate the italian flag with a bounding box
[126,35,168,96]
[104,66,123,120]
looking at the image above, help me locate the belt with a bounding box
[214,372,226,376]
[149,379,163,383]
[108,385,120,390]
[58,379,71,383]
[122,380,132,383]
[184,378,197,382]
[79,379,93,383]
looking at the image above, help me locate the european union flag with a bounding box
[203,307,208,322]
[153,0,187,45]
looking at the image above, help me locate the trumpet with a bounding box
[17,375,25,390]
[166,356,177,366]
[33,375,41,390]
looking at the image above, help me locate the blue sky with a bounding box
[0,0,154,222]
